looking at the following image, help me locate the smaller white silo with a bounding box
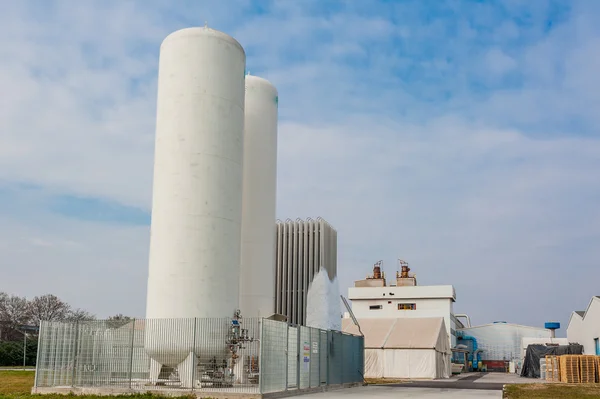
[239,74,279,318]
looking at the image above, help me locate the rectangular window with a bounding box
[398,303,416,310]
[369,305,383,310]
[595,338,599,356]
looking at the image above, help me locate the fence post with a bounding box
[318,330,322,387]
[191,318,197,392]
[296,327,300,390]
[258,319,263,394]
[71,321,79,387]
[326,331,331,386]
[33,322,44,388]
[340,333,344,384]
[284,324,289,391]
[361,335,365,382]
[128,319,136,389]
[308,328,312,388]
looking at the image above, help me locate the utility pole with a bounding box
[15,325,37,369]
[23,332,26,368]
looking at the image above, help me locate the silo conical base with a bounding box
[178,352,197,388]
[149,359,161,384]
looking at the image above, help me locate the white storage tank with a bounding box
[239,74,279,318]
[144,25,246,385]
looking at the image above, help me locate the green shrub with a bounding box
[0,340,37,366]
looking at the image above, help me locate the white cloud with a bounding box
[485,48,517,75]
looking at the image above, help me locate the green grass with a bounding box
[0,371,206,399]
[504,383,600,398]
[0,370,35,397]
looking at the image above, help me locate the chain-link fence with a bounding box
[34,317,363,395]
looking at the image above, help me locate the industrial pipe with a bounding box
[455,314,472,328]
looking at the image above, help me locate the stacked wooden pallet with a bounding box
[545,355,560,382]
[580,355,596,383]
[559,355,581,383]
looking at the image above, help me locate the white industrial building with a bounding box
[275,218,338,326]
[567,296,600,355]
[346,262,460,348]
[457,322,554,372]
[342,317,451,379]
[344,261,565,375]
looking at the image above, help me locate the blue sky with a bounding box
[1,0,599,334]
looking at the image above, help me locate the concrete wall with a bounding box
[567,314,584,349]
[567,297,600,355]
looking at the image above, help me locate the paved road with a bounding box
[384,372,505,390]
[301,385,501,398]
[300,373,509,398]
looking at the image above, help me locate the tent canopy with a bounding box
[342,317,450,353]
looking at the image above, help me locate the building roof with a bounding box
[581,297,600,320]
[341,317,449,353]
[459,322,548,331]
[348,285,456,302]
[567,297,600,329]
[568,310,584,328]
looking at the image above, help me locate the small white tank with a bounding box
[145,26,246,372]
[239,75,278,318]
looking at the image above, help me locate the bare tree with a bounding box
[27,294,71,326]
[0,293,31,340]
[0,292,7,340]
[65,308,96,322]
[106,313,132,329]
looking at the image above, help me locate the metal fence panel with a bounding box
[342,333,353,383]
[327,331,342,385]
[309,328,320,388]
[130,325,150,382]
[34,317,364,395]
[74,320,137,387]
[319,330,328,384]
[287,326,298,389]
[35,321,77,387]
[357,334,365,383]
[260,319,287,394]
[299,326,310,389]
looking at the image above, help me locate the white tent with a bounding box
[342,317,451,379]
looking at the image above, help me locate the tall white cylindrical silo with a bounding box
[144,26,246,384]
[239,75,279,318]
